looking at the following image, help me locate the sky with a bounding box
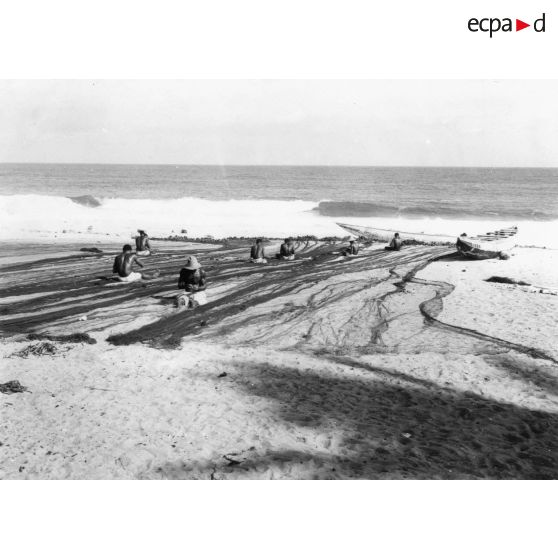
[0,80,557,166]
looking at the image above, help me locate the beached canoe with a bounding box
[337,222,518,259]
[455,226,518,259]
[336,222,456,245]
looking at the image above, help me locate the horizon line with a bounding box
[1,162,558,169]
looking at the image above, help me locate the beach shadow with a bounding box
[184,361,558,479]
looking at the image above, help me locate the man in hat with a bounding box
[341,239,359,257]
[276,238,296,260]
[135,230,152,256]
[250,239,267,264]
[113,244,159,282]
[385,232,403,251]
[177,256,207,308]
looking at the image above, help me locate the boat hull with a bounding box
[455,236,515,259]
[456,237,502,259]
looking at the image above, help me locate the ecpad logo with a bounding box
[468,13,546,37]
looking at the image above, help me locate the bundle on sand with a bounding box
[0,380,28,394]
[10,342,59,358]
[486,276,531,286]
[402,238,455,247]
[27,332,96,345]
[485,276,558,295]
[152,234,352,244]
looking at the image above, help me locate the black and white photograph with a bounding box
[1,79,557,480]
[3,1,558,555]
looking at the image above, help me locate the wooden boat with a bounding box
[336,222,518,259]
[455,226,518,259]
[336,222,455,245]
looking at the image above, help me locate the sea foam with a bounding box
[1,194,557,249]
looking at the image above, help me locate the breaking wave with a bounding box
[68,195,102,208]
[1,194,558,248]
[316,201,558,221]
[0,194,320,239]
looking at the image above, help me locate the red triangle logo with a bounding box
[516,19,530,31]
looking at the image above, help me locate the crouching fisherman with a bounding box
[176,256,207,308]
[135,229,152,256]
[276,238,296,260]
[341,239,359,257]
[250,238,267,264]
[113,244,159,282]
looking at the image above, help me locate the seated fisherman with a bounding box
[113,244,158,282]
[250,239,267,264]
[276,238,295,260]
[177,256,207,308]
[135,229,152,256]
[341,239,359,257]
[384,232,403,251]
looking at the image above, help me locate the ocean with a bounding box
[1,163,557,246]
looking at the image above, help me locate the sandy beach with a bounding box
[1,238,557,479]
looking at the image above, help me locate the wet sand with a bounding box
[1,239,557,479]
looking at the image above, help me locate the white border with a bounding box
[0,1,556,78]
[1,481,556,557]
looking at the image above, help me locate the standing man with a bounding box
[135,230,152,256]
